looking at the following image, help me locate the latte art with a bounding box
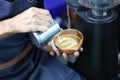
[55,34,81,50]
[52,29,83,54]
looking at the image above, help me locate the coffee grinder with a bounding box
[67,0,120,80]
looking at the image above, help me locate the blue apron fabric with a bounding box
[0,0,82,80]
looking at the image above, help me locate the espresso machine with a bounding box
[66,0,120,80]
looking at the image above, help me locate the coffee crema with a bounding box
[55,34,81,50]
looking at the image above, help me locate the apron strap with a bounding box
[0,43,33,70]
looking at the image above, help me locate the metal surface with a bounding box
[29,21,61,47]
[78,0,120,23]
[78,0,120,10]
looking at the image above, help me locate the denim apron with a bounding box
[0,0,82,80]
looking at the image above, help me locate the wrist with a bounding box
[0,19,13,38]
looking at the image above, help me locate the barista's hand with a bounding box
[46,40,83,61]
[10,7,53,33]
[0,7,53,38]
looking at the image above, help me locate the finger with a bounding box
[30,25,48,32]
[50,40,61,56]
[74,51,80,58]
[62,53,69,61]
[79,47,83,52]
[37,14,53,23]
[37,20,51,27]
[37,9,53,23]
[32,7,50,16]
[29,7,52,21]
[43,45,51,51]
[49,51,55,56]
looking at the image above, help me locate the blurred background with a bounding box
[44,0,120,80]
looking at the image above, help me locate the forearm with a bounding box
[0,19,13,38]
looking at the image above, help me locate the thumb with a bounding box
[48,40,61,56]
